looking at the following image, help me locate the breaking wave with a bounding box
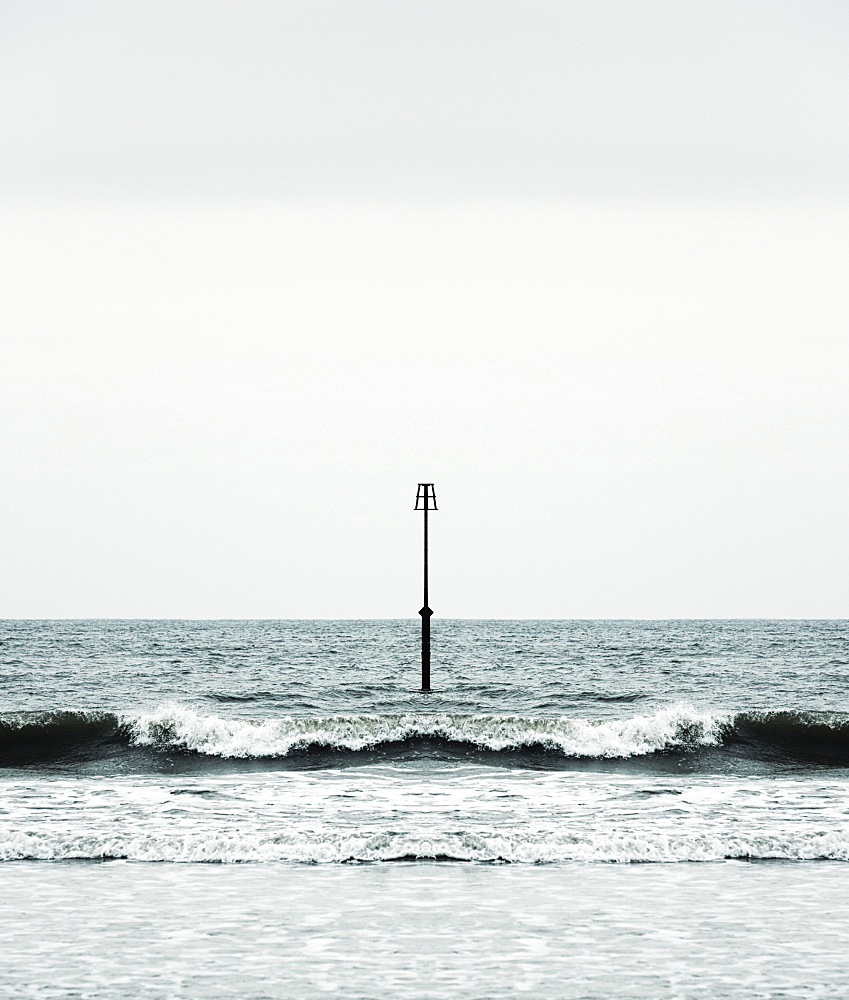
[124,704,724,758]
[2,705,849,769]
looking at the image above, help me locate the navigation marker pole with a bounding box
[415,483,437,692]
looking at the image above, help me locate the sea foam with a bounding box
[4,826,849,864]
[122,704,725,758]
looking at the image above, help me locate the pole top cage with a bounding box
[415,483,437,511]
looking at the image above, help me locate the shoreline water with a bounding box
[4,859,849,998]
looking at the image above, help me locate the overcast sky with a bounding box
[2,1,848,617]
[2,0,849,198]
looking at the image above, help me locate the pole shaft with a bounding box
[421,615,430,691]
[421,503,431,691]
[423,504,429,609]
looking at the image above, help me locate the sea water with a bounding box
[2,619,849,998]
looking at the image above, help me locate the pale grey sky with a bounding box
[1,2,847,617]
[2,0,848,198]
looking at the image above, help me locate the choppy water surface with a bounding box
[5,618,848,717]
[2,619,849,998]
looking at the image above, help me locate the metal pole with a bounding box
[421,502,431,691]
[415,483,436,692]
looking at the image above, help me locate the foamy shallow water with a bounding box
[3,859,849,999]
[5,767,849,863]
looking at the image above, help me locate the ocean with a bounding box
[2,618,849,998]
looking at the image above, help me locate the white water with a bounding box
[4,767,849,863]
[124,703,726,757]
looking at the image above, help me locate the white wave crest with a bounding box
[122,704,725,759]
[4,827,849,864]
